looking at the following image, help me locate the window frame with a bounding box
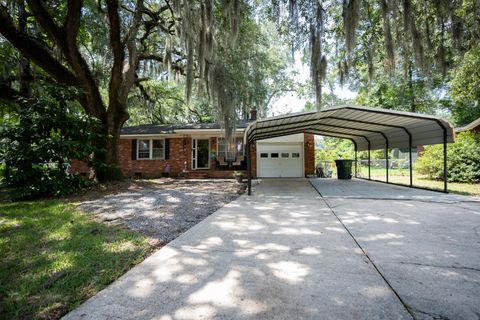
[192,138,210,170]
[137,139,165,160]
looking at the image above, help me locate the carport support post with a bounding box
[247,140,252,196]
[351,140,358,178]
[354,149,358,178]
[409,135,413,187]
[443,132,448,193]
[385,141,389,183]
[368,142,371,180]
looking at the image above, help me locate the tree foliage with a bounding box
[449,44,480,125]
[315,137,354,163]
[415,131,480,183]
[1,1,296,182]
[0,0,166,181]
[0,88,101,199]
[126,7,294,126]
[268,0,480,115]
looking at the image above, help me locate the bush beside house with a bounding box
[0,91,101,199]
[415,131,480,183]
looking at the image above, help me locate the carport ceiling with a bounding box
[245,105,455,151]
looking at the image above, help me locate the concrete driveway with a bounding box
[63,179,480,320]
[309,178,480,320]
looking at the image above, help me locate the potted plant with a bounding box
[232,171,244,183]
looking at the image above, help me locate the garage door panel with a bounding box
[257,143,303,178]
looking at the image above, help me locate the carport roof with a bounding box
[244,105,455,151]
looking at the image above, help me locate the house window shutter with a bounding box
[131,139,137,160]
[164,139,170,160]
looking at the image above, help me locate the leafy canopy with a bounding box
[0,87,101,199]
[414,131,480,183]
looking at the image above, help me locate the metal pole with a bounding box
[386,140,389,183]
[443,131,448,193]
[355,149,358,178]
[368,141,371,180]
[247,140,252,196]
[351,140,358,178]
[409,135,413,187]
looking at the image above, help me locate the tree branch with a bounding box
[65,0,82,39]
[0,83,27,101]
[121,0,144,101]
[0,7,78,86]
[137,53,187,75]
[106,0,125,108]
[3,2,106,118]
[26,0,67,51]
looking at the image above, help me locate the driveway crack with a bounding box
[410,307,450,320]
[397,261,480,272]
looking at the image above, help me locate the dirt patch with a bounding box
[75,179,245,246]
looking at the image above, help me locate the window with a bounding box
[138,140,150,159]
[137,139,165,160]
[292,153,300,158]
[152,140,164,159]
[271,153,279,158]
[281,153,289,158]
[260,153,268,158]
[217,137,244,160]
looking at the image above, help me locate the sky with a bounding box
[268,54,357,117]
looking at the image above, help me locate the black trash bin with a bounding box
[335,159,353,179]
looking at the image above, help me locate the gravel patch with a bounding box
[78,179,244,245]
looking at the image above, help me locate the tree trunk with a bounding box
[16,0,32,174]
[93,103,129,182]
[1,0,143,183]
[17,1,31,97]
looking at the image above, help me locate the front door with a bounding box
[192,139,210,169]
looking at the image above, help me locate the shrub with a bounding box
[414,131,480,183]
[0,162,5,184]
[315,137,354,164]
[0,87,103,199]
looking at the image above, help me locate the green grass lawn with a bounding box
[0,200,152,319]
[356,166,480,197]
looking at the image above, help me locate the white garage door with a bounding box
[257,143,303,178]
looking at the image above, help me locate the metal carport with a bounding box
[244,105,455,195]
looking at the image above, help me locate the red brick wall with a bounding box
[304,133,315,176]
[118,137,244,179]
[119,138,189,178]
[71,134,315,179]
[70,159,94,178]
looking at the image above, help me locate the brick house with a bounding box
[72,121,315,179]
[455,117,480,133]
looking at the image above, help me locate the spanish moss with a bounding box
[343,0,361,55]
[380,0,395,74]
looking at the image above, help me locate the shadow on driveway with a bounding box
[64,178,480,320]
